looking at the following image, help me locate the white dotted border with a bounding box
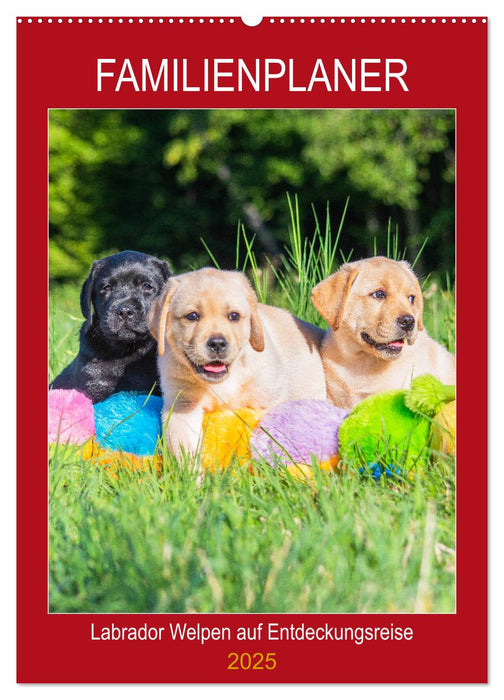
[17,17,487,25]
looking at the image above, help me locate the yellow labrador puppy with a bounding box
[312,256,455,410]
[149,268,326,457]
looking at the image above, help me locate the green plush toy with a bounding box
[338,374,456,474]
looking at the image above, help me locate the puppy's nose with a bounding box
[396,314,415,332]
[118,304,135,319]
[206,335,228,355]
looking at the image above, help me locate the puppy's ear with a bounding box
[249,301,265,352]
[156,258,173,281]
[399,261,424,331]
[416,282,424,331]
[148,280,178,356]
[80,260,101,321]
[242,279,264,352]
[311,264,359,330]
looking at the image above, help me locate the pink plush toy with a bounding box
[48,389,95,445]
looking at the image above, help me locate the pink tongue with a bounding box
[204,363,226,373]
[388,340,404,348]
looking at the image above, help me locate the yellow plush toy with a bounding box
[285,455,341,483]
[200,408,265,472]
[81,440,162,477]
[431,400,456,456]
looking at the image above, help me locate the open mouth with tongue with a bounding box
[192,359,230,382]
[361,332,406,356]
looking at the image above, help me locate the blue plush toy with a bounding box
[360,463,405,481]
[93,392,163,456]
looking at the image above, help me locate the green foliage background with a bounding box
[49,109,455,281]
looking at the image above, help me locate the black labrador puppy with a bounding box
[51,250,172,403]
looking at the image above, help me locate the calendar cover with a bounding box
[17,15,487,683]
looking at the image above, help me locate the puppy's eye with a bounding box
[228,312,240,322]
[101,284,112,292]
[408,295,416,304]
[185,312,200,322]
[371,290,387,300]
[142,282,154,291]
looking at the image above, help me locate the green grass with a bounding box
[49,445,455,613]
[49,201,456,613]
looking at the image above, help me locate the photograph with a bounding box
[48,108,456,615]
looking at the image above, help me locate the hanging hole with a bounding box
[241,17,263,27]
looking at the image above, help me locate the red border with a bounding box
[17,17,487,683]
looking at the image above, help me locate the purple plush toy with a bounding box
[250,399,348,468]
[48,389,96,444]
